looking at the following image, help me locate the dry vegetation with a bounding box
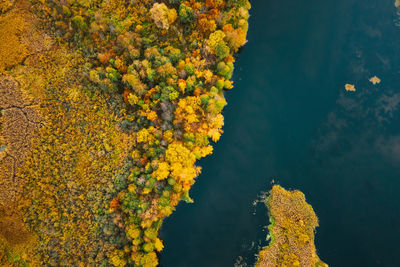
[1,0,251,266]
[255,185,327,267]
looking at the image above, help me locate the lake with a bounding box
[160,0,400,266]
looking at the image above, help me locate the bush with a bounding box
[179,4,194,23]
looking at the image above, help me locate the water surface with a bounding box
[161,0,400,266]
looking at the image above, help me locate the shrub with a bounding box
[178,3,194,23]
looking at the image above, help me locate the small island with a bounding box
[255,185,327,267]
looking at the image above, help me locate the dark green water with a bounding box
[160,0,400,266]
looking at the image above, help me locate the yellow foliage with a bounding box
[165,143,196,167]
[136,128,150,143]
[203,69,213,82]
[345,84,356,92]
[2,0,251,265]
[178,79,186,93]
[126,226,141,239]
[123,74,147,95]
[224,25,247,51]
[192,145,213,158]
[369,76,381,85]
[207,30,226,48]
[0,0,14,13]
[146,110,158,121]
[0,9,29,72]
[110,250,127,267]
[132,149,141,159]
[152,162,170,181]
[163,130,174,143]
[255,185,328,267]
[170,162,200,186]
[207,128,221,142]
[140,251,158,267]
[154,238,164,252]
[175,96,203,127]
[128,93,139,105]
[150,3,177,30]
[128,184,137,193]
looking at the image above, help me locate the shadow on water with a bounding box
[161,0,400,266]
